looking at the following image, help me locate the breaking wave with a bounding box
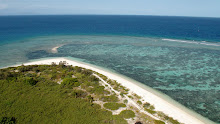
[162,39,220,47]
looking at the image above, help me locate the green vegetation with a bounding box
[86,85,110,95]
[86,95,94,103]
[72,89,88,98]
[0,63,180,124]
[101,95,119,102]
[61,77,80,88]
[138,113,155,124]
[128,95,133,99]
[96,73,108,81]
[145,109,156,114]
[144,105,180,124]
[154,120,165,124]
[164,116,180,124]
[104,103,126,110]
[24,77,38,86]
[119,110,135,119]
[0,117,16,124]
[133,93,141,99]
[149,105,155,110]
[120,92,124,97]
[143,102,151,108]
[123,99,128,104]
[0,64,127,124]
[143,102,156,114]
[137,100,142,105]
[106,79,129,94]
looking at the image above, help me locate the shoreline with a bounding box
[7,57,215,124]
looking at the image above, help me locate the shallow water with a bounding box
[0,35,219,122]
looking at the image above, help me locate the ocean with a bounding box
[0,15,220,123]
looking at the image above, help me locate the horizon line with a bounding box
[0,14,220,19]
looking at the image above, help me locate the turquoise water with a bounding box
[1,15,220,123]
[0,35,219,122]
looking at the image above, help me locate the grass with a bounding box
[154,120,165,124]
[145,108,156,115]
[101,95,119,102]
[104,102,126,110]
[119,110,135,119]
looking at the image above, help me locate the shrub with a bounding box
[137,100,142,105]
[135,121,143,124]
[94,86,105,94]
[104,103,126,110]
[75,66,82,72]
[81,69,92,76]
[143,102,151,108]
[89,75,99,82]
[123,99,128,104]
[72,89,87,98]
[91,103,101,109]
[0,71,18,80]
[17,65,29,72]
[87,95,94,103]
[149,105,155,110]
[101,95,119,102]
[120,93,124,97]
[128,95,133,99]
[98,73,108,81]
[133,93,141,99]
[51,62,57,66]
[119,110,135,119]
[103,90,110,95]
[145,108,156,114]
[0,65,128,124]
[61,78,80,88]
[24,77,37,86]
[59,61,66,68]
[157,111,167,120]
[168,117,180,124]
[0,117,16,124]
[154,120,165,124]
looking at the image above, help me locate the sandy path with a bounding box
[93,74,160,120]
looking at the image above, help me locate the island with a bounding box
[0,58,213,124]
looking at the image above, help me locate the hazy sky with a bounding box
[0,0,220,17]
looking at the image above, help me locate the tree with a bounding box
[25,77,37,86]
[87,95,94,103]
[59,61,66,68]
[81,69,92,76]
[51,62,57,66]
[0,117,16,124]
[61,78,80,88]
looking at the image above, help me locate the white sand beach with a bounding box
[15,57,214,124]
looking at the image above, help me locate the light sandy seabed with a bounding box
[50,45,64,53]
[9,57,215,124]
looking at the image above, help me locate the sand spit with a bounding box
[51,45,64,53]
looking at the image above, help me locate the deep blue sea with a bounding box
[0,15,220,123]
[1,15,220,45]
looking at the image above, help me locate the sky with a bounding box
[0,0,220,17]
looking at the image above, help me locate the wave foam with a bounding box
[162,39,220,47]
